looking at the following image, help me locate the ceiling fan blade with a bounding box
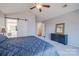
[30,6,36,9]
[39,8,42,12]
[42,5,50,8]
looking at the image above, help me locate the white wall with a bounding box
[0,11,5,30]
[44,9,79,47]
[7,11,36,37]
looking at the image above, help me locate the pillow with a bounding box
[0,34,7,43]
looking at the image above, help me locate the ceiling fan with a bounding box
[30,3,50,12]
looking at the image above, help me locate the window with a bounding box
[6,19,17,37]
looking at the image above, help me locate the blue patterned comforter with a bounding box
[0,36,59,56]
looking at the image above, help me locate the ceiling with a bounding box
[0,3,79,21]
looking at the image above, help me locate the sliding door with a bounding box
[6,17,28,37]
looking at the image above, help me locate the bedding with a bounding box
[0,36,59,56]
[41,37,79,56]
[0,34,7,43]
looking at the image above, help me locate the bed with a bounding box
[0,34,59,56]
[0,34,79,56]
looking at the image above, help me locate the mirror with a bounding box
[55,23,65,35]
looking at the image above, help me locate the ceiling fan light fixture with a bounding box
[30,3,50,12]
[36,4,42,9]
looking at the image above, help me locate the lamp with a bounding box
[1,28,6,35]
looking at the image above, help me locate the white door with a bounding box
[17,20,28,37]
